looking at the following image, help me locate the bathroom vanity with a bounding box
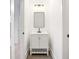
[30,31,49,55]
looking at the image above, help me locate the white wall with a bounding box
[47,0,63,59]
[24,0,63,59]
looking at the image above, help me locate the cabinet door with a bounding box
[40,35,48,48]
[30,35,39,48]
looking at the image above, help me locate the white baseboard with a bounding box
[50,49,56,59]
[25,51,28,59]
[25,49,29,59]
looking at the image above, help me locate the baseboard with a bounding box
[25,51,28,59]
[50,48,56,59]
[25,49,29,59]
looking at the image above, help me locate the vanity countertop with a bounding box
[30,30,48,34]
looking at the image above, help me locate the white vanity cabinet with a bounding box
[30,32,49,55]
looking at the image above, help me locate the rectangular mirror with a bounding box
[34,12,45,28]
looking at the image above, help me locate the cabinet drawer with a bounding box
[41,34,48,38]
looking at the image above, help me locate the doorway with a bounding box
[10,0,69,59]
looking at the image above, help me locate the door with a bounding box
[31,35,39,48]
[40,35,48,48]
[14,0,20,59]
[18,0,24,59]
[62,0,69,59]
[10,0,25,59]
